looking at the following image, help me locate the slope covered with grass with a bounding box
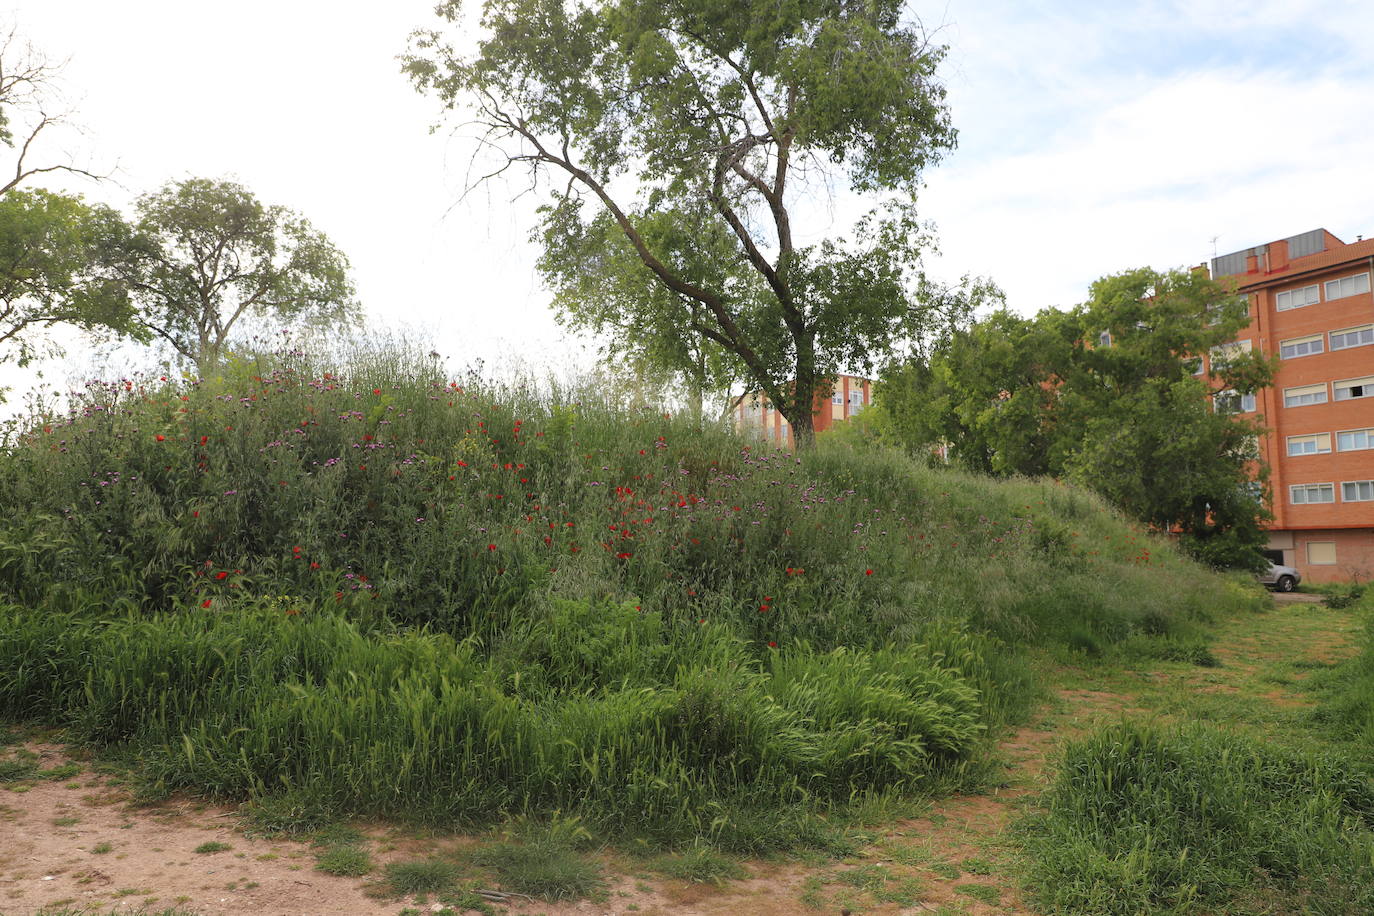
[0,346,1263,848]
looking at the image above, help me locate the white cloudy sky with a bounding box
[3,0,1373,401]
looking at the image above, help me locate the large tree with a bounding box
[114,178,358,371]
[0,23,106,195]
[0,188,142,367]
[405,0,957,445]
[877,267,1275,567]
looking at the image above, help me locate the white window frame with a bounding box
[1283,383,1328,408]
[1330,324,1374,351]
[1276,284,1320,311]
[1335,376,1374,402]
[1307,541,1338,566]
[1098,331,1112,348]
[1215,389,1256,414]
[1324,271,1371,302]
[1342,480,1374,502]
[1337,428,1374,452]
[1183,357,1204,376]
[831,391,843,405]
[1279,334,1324,359]
[1290,483,1335,505]
[1286,433,1332,457]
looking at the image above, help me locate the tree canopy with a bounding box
[0,188,143,367]
[875,267,1275,567]
[405,0,960,444]
[111,178,359,371]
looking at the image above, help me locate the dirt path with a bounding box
[0,596,1357,916]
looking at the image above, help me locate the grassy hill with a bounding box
[0,345,1264,850]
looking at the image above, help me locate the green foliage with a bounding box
[1020,721,1374,915]
[0,343,1261,847]
[112,177,359,370]
[877,267,1275,569]
[648,842,747,884]
[383,859,462,895]
[0,188,144,369]
[315,845,374,876]
[193,841,232,854]
[470,817,605,900]
[405,0,963,442]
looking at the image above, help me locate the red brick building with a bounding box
[1209,229,1374,583]
[735,374,872,447]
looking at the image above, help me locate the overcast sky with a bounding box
[4,0,1373,403]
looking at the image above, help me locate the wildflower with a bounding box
[216,571,229,580]
[201,599,212,608]
[200,435,209,445]
[373,388,382,395]
[155,434,165,441]
[865,568,873,576]
[616,551,632,559]
[488,543,497,551]
[767,641,778,648]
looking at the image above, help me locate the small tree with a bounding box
[116,178,358,371]
[406,0,958,446]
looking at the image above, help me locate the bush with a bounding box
[0,344,1264,847]
[1020,721,1374,914]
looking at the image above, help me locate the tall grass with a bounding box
[1020,721,1374,915]
[0,343,1263,846]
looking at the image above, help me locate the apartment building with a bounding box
[735,374,872,446]
[1209,229,1374,583]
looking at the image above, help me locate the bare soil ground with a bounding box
[1,595,1354,916]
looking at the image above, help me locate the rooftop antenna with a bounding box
[1210,235,1220,259]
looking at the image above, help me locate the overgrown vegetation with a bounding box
[0,344,1261,850]
[1020,721,1374,915]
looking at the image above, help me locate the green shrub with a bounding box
[1020,721,1374,914]
[383,859,462,895]
[0,344,1263,847]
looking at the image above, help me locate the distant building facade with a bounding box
[735,374,872,447]
[1210,229,1374,583]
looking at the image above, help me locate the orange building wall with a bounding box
[735,375,872,448]
[1210,231,1374,582]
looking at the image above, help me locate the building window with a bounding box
[1343,480,1374,502]
[1209,339,1252,370]
[1276,284,1320,311]
[1337,428,1374,452]
[1098,331,1112,347]
[831,391,843,405]
[1283,383,1328,408]
[1286,433,1332,456]
[1279,334,1324,359]
[848,390,864,407]
[1183,357,1204,376]
[1215,390,1256,414]
[1290,483,1335,504]
[1242,480,1264,505]
[1307,541,1338,566]
[1335,376,1374,402]
[1324,271,1371,301]
[1330,324,1374,351]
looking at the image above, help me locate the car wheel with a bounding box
[1276,575,1296,593]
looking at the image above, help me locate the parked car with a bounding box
[1259,561,1301,592]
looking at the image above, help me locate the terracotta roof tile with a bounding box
[1230,236,1374,290]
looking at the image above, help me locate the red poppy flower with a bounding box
[201,599,212,608]
[488,543,497,551]
[200,435,209,445]
[616,551,632,559]
[767,641,778,648]
[865,568,874,576]
[216,571,228,580]
[373,388,382,395]
[155,434,165,441]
